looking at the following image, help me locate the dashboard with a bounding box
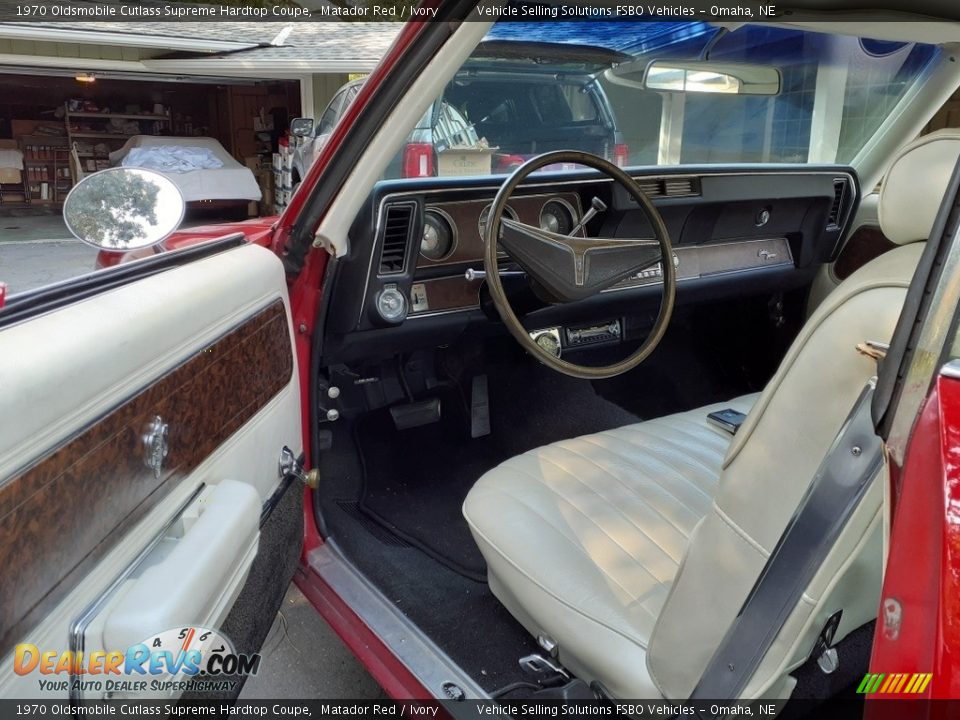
[321,165,859,364]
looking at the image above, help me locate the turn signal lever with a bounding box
[465,268,525,281]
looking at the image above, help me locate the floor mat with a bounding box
[356,361,639,580]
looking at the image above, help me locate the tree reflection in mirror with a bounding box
[63,167,185,251]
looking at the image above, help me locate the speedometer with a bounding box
[539,199,577,236]
[421,209,456,261]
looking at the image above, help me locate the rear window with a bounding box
[445,80,601,129]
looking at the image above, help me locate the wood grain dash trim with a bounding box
[0,299,292,654]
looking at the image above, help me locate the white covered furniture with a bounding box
[109,135,262,203]
[463,129,960,700]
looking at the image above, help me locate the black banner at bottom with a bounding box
[0,696,960,720]
[0,698,951,720]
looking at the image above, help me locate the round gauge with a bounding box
[421,209,456,261]
[539,199,577,235]
[478,203,518,242]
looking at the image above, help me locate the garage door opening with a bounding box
[0,71,301,231]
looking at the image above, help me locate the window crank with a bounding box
[279,446,319,489]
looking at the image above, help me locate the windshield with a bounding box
[389,21,938,179]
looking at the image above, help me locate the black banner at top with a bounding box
[0,0,955,23]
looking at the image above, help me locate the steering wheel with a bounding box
[483,150,676,379]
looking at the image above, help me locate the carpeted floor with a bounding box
[356,362,640,580]
[316,295,804,694]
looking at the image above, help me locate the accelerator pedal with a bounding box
[471,374,491,438]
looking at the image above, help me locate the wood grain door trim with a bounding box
[0,299,293,654]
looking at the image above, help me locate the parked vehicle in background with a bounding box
[290,41,626,185]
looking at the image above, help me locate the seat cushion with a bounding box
[463,394,758,699]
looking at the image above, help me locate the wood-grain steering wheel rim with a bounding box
[483,150,676,380]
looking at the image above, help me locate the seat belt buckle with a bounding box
[809,609,843,674]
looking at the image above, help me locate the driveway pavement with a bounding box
[0,239,100,295]
[0,213,98,295]
[241,584,387,699]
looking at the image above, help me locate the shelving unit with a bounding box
[19,135,71,206]
[64,105,170,178]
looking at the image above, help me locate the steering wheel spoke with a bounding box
[499,218,661,301]
[484,150,676,379]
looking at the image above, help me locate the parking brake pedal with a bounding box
[390,398,441,430]
[471,374,491,438]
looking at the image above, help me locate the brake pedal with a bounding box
[389,398,441,430]
[470,374,491,438]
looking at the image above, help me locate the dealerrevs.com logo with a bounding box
[13,626,261,695]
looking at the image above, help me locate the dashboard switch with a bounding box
[376,284,408,322]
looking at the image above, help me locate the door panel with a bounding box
[0,243,301,699]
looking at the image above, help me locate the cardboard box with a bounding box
[437,146,496,177]
[0,167,21,184]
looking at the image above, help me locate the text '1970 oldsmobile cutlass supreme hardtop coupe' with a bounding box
[5,2,960,717]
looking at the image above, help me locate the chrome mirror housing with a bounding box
[63,167,185,252]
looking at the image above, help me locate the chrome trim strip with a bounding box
[68,484,206,705]
[307,540,490,706]
[406,237,794,318]
[409,306,484,320]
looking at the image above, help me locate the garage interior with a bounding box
[0,71,301,219]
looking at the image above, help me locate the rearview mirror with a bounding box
[290,117,315,137]
[63,167,185,251]
[606,59,781,96]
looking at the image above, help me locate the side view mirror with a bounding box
[63,167,185,252]
[290,117,315,138]
[606,59,781,96]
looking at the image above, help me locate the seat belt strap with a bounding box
[689,379,883,702]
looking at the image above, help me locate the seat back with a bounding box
[646,130,960,699]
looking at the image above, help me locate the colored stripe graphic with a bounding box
[857,672,932,694]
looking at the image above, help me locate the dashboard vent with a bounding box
[378,202,415,274]
[827,179,848,230]
[636,176,701,199]
[663,177,698,196]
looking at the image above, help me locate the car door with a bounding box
[0,234,302,700]
[865,160,960,699]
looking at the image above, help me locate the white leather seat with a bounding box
[465,396,757,698]
[464,129,960,700]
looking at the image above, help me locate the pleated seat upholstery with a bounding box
[463,395,757,697]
